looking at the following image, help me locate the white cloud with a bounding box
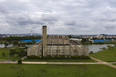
[0,0,116,34]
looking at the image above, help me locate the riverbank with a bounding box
[89,46,116,62]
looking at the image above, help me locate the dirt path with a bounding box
[90,56,116,69]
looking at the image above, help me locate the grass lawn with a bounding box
[0,48,22,60]
[0,64,116,77]
[113,63,116,65]
[0,59,5,62]
[90,47,116,62]
[24,58,95,62]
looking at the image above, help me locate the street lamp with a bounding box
[7,48,9,64]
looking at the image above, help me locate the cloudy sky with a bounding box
[0,0,116,34]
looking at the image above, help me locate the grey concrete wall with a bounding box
[27,35,89,57]
[42,26,47,56]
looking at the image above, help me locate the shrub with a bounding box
[85,56,91,59]
[107,45,113,49]
[41,56,48,59]
[54,55,59,59]
[27,55,90,59]
[102,47,106,50]
[71,56,78,59]
[18,59,22,64]
[59,55,65,59]
[89,51,94,54]
[2,52,5,56]
[71,56,90,59]
[27,55,40,59]
[47,55,52,59]
[66,56,70,59]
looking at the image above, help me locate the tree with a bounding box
[9,49,16,57]
[9,48,26,57]
[92,37,97,40]
[2,52,5,56]
[67,35,72,38]
[13,41,18,45]
[4,42,8,48]
[81,38,86,42]
[18,59,22,64]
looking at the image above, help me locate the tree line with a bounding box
[0,36,41,41]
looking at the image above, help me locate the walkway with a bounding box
[90,57,116,69]
[0,57,116,69]
[0,61,111,64]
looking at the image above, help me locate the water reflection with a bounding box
[0,44,114,53]
[84,44,114,53]
[0,44,32,48]
[0,44,13,48]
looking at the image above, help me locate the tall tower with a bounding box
[42,26,47,56]
[31,30,32,36]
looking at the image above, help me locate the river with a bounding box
[84,44,114,53]
[0,44,13,48]
[0,44,32,48]
[0,44,114,53]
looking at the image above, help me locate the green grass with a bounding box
[90,47,116,62]
[0,64,116,77]
[24,58,95,62]
[0,48,9,60]
[0,59,5,62]
[113,63,116,65]
[0,48,22,60]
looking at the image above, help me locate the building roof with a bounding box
[34,36,80,45]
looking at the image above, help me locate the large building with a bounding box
[27,26,89,57]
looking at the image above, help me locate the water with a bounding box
[0,44,32,48]
[0,44,114,53]
[84,44,114,53]
[0,44,13,48]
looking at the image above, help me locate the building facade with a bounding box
[27,26,89,57]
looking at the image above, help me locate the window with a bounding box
[56,50,60,52]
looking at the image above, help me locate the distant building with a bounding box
[20,39,42,42]
[94,39,110,42]
[69,38,82,42]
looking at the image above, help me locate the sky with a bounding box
[0,0,116,34]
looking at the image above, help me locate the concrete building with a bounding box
[69,38,82,42]
[27,26,89,57]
